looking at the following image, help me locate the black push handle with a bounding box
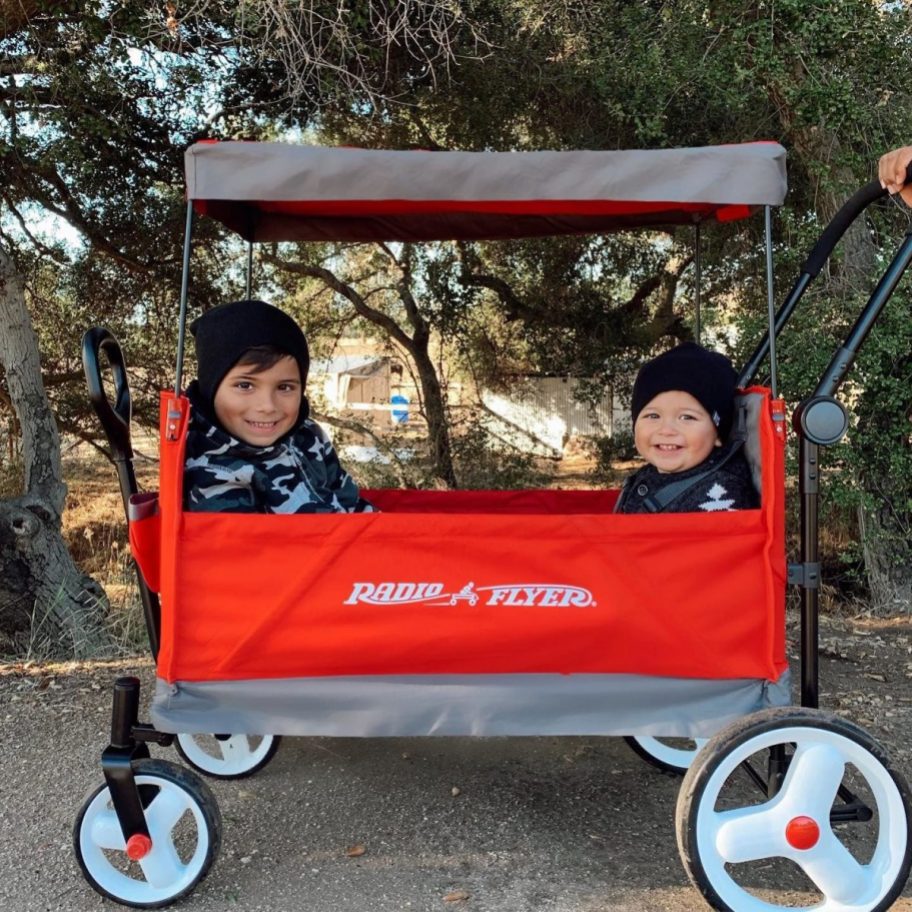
[801,181,886,278]
[803,161,912,278]
[82,327,133,461]
[739,162,912,388]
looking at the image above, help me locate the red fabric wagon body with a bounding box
[133,388,788,737]
[133,141,790,737]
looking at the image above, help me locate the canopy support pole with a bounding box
[693,222,702,344]
[764,206,778,398]
[245,241,254,299]
[174,202,195,396]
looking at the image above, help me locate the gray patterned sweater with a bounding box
[183,384,374,514]
[614,442,758,514]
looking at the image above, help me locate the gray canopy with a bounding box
[184,141,787,242]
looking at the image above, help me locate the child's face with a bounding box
[634,390,721,473]
[213,355,302,446]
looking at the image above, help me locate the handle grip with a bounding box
[82,327,133,461]
[739,162,912,387]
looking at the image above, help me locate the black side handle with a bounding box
[82,327,133,462]
[81,327,162,658]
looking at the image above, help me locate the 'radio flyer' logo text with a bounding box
[344,581,594,608]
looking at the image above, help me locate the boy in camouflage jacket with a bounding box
[183,299,374,514]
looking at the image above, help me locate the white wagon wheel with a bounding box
[175,732,281,779]
[74,758,221,908]
[625,736,710,774]
[676,708,912,912]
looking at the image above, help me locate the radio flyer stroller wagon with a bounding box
[77,141,912,910]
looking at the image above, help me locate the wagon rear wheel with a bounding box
[175,732,281,779]
[676,708,912,912]
[74,758,221,908]
[625,735,709,774]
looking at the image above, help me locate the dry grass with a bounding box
[61,442,159,654]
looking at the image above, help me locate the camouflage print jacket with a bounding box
[183,384,374,514]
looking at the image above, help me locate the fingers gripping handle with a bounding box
[881,154,912,197]
[81,327,133,461]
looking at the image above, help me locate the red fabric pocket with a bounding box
[128,492,161,593]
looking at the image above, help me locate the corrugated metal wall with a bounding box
[482,378,620,452]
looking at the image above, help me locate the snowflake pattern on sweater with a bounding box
[614,441,758,514]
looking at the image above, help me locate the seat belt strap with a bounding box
[641,437,745,512]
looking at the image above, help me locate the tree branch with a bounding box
[371,242,426,335]
[638,254,695,343]
[2,199,70,265]
[264,252,417,352]
[0,1,82,40]
[455,242,537,322]
[2,152,160,273]
[310,409,411,487]
[621,271,665,315]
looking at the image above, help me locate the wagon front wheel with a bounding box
[74,758,221,908]
[174,732,281,779]
[676,708,912,912]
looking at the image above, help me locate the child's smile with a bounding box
[634,390,721,473]
[213,356,303,446]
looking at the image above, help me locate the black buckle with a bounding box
[788,562,821,589]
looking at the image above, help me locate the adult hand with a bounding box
[878,145,912,206]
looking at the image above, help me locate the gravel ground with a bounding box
[3,612,912,912]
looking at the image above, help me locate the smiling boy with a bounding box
[614,342,758,514]
[213,355,303,446]
[183,299,374,514]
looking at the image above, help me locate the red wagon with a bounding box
[77,141,912,911]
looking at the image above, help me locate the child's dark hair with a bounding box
[235,345,296,374]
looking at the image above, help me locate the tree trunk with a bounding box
[858,502,912,613]
[410,336,457,488]
[268,252,460,488]
[0,245,110,656]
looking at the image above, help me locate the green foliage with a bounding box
[0,5,245,461]
[829,284,912,579]
[739,198,912,601]
[588,431,637,489]
[449,416,555,490]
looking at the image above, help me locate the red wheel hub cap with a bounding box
[126,833,153,860]
[785,815,820,850]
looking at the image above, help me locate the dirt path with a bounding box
[3,613,912,912]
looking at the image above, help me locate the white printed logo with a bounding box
[344,581,594,608]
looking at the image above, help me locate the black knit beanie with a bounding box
[190,300,310,412]
[631,342,738,439]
